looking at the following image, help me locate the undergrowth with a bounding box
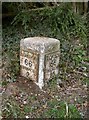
[2,3,88,119]
[2,3,87,82]
[2,96,81,118]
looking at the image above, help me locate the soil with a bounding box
[2,74,88,118]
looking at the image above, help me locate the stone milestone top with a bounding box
[20,37,60,53]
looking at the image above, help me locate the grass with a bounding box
[2,24,88,119]
[2,95,82,118]
[2,4,88,118]
[43,101,81,118]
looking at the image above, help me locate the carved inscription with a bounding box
[45,51,60,80]
[20,49,39,81]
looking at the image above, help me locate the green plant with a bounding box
[2,3,87,81]
[72,46,86,66]
[23,105,32,113]
[2,27,21,81]
[11,3,87,42]
[43,100,81,118]
[2,99,21,118]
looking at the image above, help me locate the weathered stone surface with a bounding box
[20,37,60,89]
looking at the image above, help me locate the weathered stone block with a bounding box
[20,37,60,89]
